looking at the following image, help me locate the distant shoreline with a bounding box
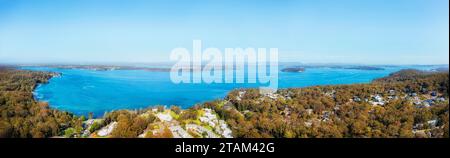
[14,63,450,72]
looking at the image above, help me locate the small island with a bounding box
[281,67,305,72]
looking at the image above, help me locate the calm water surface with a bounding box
[22,65,440,116]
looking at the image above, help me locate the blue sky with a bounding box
[0,0,448,65]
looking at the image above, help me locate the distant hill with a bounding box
[281,67,305,72]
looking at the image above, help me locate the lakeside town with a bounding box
[52,68,450,138]
[64,73,449,138]
[76,107,233,138]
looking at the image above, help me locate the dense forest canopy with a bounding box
[0,66,448,138]
[0,67,78,138]
[211,69,449,138]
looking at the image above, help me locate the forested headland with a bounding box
[0,67,78,137]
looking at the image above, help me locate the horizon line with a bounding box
[1,61,449,67]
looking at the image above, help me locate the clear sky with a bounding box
[0,0,448,65]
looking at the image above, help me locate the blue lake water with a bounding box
[22,65,441,116]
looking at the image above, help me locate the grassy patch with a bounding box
[169,110,180,120]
